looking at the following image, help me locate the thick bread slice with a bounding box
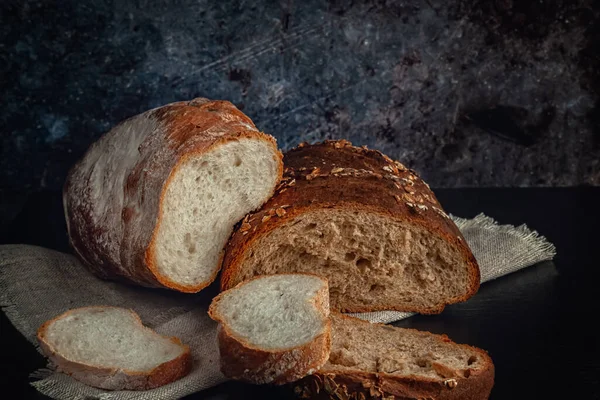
[293,314,494,400]
[208,274,331,385]
[64,98,283,292]
[37,306,191,390]
[221,140,479,313]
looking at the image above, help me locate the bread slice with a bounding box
[294,314,494,400]
[37,306,191,390]
[221,140,480,313]
[64,98,283,292]
[208,274,331,385]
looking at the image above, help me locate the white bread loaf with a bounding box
[64,98,283,292]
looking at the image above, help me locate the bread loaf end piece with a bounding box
[64,98,283,292]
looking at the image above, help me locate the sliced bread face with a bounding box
[37,307,191,390]
[221,140,480,313]
[150,138,281,290]
[225,209,472,314]
[294,314,494,400]
[209,274,331,384]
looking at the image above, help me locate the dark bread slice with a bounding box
[221,140,479,313]
[293,314,494,400]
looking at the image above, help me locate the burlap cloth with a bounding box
[0,214,556,399]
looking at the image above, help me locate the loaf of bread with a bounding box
[37,307,191,390]
[220,140,479,313]
[64,98,283,292]
[293,314,494,400]
[208,274,331,384]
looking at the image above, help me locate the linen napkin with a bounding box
[0,213,556,400]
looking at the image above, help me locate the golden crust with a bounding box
[145,130,282,293]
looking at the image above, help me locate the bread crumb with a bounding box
[331,167,344,174]
[240,222,251,232]
[261,215,271,223]
[276,208,287,217]
[382,165,394,173]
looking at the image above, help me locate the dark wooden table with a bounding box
[1,188,598,399]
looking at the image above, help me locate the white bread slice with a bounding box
[208,274,331,385]
[221,140,480,313]
[294,314,495,400]
[64,98,283,292]
[37,307,191,390]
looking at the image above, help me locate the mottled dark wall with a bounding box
[1,0,599,191]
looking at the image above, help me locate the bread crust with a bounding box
[220,140,479,313]
[37,306,192,390]
[293,314,494,400]
[208,274,331,385]
[63,98,283,292]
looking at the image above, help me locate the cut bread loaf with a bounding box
[294,314,494,400]
[221,140,480,313]
[208,274,331,385]
[64,98,283,292]
[37,306,191,390]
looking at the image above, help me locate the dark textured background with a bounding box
[1,0,599,192]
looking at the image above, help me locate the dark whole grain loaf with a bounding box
[220,140,479,313]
